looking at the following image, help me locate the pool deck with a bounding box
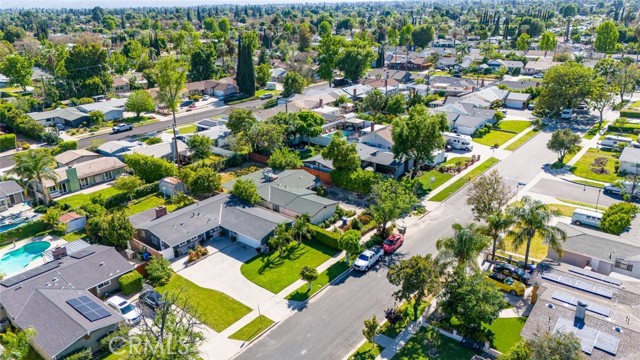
[0,235,67,277]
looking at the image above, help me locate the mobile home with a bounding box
[443,132,474,151]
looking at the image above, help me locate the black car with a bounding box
[493,262,532,285]
[332,78,350,87]
[140,290,165,309]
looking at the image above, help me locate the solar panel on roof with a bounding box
[554,317,620,355]
[551,291,613,317]
[568,267,622,286]
[69,249,96,259]
[66,295,111,322]
[542,273,615,298]
[597,332,621,355]
[1,261,61,287]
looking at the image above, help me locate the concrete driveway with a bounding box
[174,238,276,309]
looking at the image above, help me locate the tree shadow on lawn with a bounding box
[257,244,309,274]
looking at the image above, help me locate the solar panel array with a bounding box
[1,261,61,287]
[66,295,111,322]
[69,248,96,259]
[551,291,613,317]
[554,317,620,355]
[542,272,616,298]
[568,266,622,286]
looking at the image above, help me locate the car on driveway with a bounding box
[532,73,544,79]
[140,290,165,309]
[106,296,142,325]
[259,93,273,100]
[180,100,195,108]
[353,246,384,271]
[493,262,532,285]
[112,123,133,133]
[485,272,526,296]
[383,234,404,254]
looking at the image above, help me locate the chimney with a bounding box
[52,246,67,260]
[155,206,168,219]
[574,301,587,327]
[319,98,323,108]
[352,88,357,102]
[370,123,375,132]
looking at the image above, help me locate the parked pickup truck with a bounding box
[112,123,133,133]
[353,246,384,271]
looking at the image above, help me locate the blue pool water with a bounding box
[0,222,26,234]
[0,241,51,275]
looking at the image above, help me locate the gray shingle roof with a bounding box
[97,140,137,154]
[556,223,640,260]
[135,193,291,247]
[0,180,23,198]
[54,149,100,165]
[506,92,532,101]
[619,147,640,164]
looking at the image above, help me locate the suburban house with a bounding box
[270,68,287,83]
[618,147,640,175]
[434,102,497,135]
[496,60,525,72]
[495,80,539,91]
[129,193,291,259]
[339,84,372,101]
[111,76,130,93]
[28,108,88,128]
[194,118,228,132]
[360,78,401,95]
[522,59,557,75]
[42,157,126,199]
[122,140,188,162]
[185,79,239,97]
[59,211,87,233]
[159,177,187,197]
[505,92,531,109]
[0,244,135,360]
[222,169,338,224]
[360,125,394,150]
[548,223,640,279]
[96,140,138,158]
[428,76,475,96]
[76,98,127,121]
[54,150,101,167]
[0,180,24,211]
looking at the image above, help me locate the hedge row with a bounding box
[619,110,640,119]
[104,181,159,208]
[607,124,640,133]
[119,270,143,295]
[310,225,340,250]
[0,219,49,245]
[0,133,16,151]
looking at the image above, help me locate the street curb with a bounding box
[428,158,501,204]
[290,267,353,309]
[503,126,543,151]
[560,177,605,189]
[229,320,281,359]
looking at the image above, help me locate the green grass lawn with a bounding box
[556,198,607,212]
[241,241,339,293]
[547,204,577,217]
[570,148,621,183]
[392,329,480,360]
[228,315,274,342]
[572,180,605,188]
[484,317,526,353]
[349,341,384,360]
[584,122,607,140]
[62,230,87,242]
[504,128,540,151]
[499,120,532,133]
[58,187,123,208]
[502,232,548,260]
[286,259,350,301]
[416,157,471,197]
[473,130,518,147]
[177,124,197,135]
[255,89,281,97]
[562,147,581,165]
[430,157,500,202]
[121,193,178,215]
[156,274,252,332]
[630,100,640,109]
[380,299,430,339]
[599,131,638,141]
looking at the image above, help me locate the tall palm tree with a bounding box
[507,196,567,265]
[436,223,490,271]
[10,149,57,205]
[291,214,312,245]
[268,223,293,257]
[479,210,514,261]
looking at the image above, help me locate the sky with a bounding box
[0,0,386,9]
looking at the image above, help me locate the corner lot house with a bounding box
[619,147,640,175]
[129,193,291,259]
[0,180,24,210]
[0,245,135,360]
[42,157,126,198]
[223,169,338,224]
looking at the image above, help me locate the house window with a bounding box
[97,280,111,290]
[80,178,90,188]
[150,236,159,245]
[104,171,114,181]
[615,260,633,272]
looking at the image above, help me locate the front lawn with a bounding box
[499,120,532,133]
[58,186,123,208]
[570,148,621,183]
[392,329,480,360]
[504,128,541,151]
[502,232,548,260]
[286,259,350,301]
[562,147,581,165]
[156,274,251,332]
[241,241,339,293]
[380,298,430,339]
[255,89,281,97]
[349,341,384,360]
[546,204,577,217]
[600,131,638,141]
[430,158,500,202]
[177,124,197,135]
[473,130,517,147]
[416,157,471,196]
[228,315,274,342]
[484,317,526,352]
[572,180,605,188]
[556,198,607,212]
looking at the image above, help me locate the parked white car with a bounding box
[353,246,384,271]
[106,296,142,325]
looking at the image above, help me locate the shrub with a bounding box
[601,202,638,235]
[359,220,379,235]
[350,218,363,230]
[358,214,373,225]
[0,133,16,151]
[119,270,143,295]
[146,257,173,286]
[619,110,640,119]
[385,307,403,326]
[330,169,380,194]
[0,220,49,245]
[189,94,202,102]
[310,224,341,250]
[187,245,209,262]
[99,326,130,352]
[61,347,92,360]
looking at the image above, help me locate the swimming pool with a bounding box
[0,222,26,234]
[0,241,51,275]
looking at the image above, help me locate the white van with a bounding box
[571,208,602,228]
[443,132,474,151]
[600,135,633,149]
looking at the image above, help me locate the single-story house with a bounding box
[495,80,538,91]
[129,193,292,259]
[270,68,287,83]
[27,108,89,128]
[339,84,372,101]
[505,92,532,110]
[159,177,187,197]
[548,223,640,280]
[185,79,239,98]
[522,59,557,75]
[192,123,232,147]
[111,76,130,93]
[59,211,87,233]
[0,244,135,360]
[497,60,525,72]
[428,76,475,96]
[222,169,338,224]
[619,147,640,175]
[194,118,227,132]
[454,114,492,136]
[54,149,101,167]
[43,157,126,199]
[76,99,127,122]
[96,140,138,159]
[360,125,393,150]
[122,140,188,162]
[0,180,24,211]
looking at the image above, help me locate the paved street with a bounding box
[528,178,619,208]
[235,127,557,360]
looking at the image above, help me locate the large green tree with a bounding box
[236,31,258,96]
[0,54,33,91]
[10,149,57,205]
[535,62,594,116]
[227,108,257,134]
[65,43,111,98]
[387,254,443,320]
[515,33,531,52]
[538,31,557,56]
[594,20,619,54]
[125,90,156,120]
[337,39,376,81]
[411,24,435,48]
[587,77,617,126]
[232,179,261,205]
[392,104,448,179]
[282,71,307,97]
[370,179,418,231]
[268,147,302,170]
[466,169,513,221]
[338,230,362,266]
[317,35,343,85]
[189,43,217,82]
[547,129,581,163]
[614,61,640,102]
[480,210,515,261]
[188,167,221,197]
[186,134,214,162]
[124,153,177,183]
[155,56,189,165]
[322,132,360,172]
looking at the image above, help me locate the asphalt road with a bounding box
[235,128,558,360]
[528,178,619,208]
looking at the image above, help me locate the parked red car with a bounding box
[383,234,404,254]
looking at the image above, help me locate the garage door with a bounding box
[236,233,261,248]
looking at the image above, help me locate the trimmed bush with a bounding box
[61,347,92,360]
[105,192,129,209]
[0,133,16,151]
[607,123,640,133]
[310,225,341,250]
[619,110,640,119]
[119,271,143,295]
[0,220,49,245]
